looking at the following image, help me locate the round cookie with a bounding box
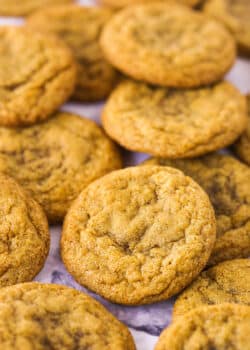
[0,26,76,127]
[143,154,250,265]
[100,3,236,87]
[173,259,250,319]
[0,174,49,287]
[27,5,118,102]
[0,112,122,223]
[102,80,247,158]
[0,283,135,350]
[61,166,216,305]
[0,0,73,16]
[99,0,200,8]
[204,0,250,56]
[155,304,250,350]
[234,95,250,165]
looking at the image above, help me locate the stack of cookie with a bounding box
[0,0,248,349]
[0,3,135,348]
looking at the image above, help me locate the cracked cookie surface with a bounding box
[0,26,76,127]
[0,112,122,223]
[155,304,250,350]
[99,0,201,8]
[61,166,216,305]
[234,95,250,165]
[27,5,118,102]
[143,154,250,265]
[102,80,247,158]
[173,259,250,319]
[0,175,49,287]
[204,0,250,56]
[0,0,73,16]
[100,3,236,87]
[0,283,135,350]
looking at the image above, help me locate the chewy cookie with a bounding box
[0,0,73,16]
[0,174,49,287]
[143,154,250,265]
[0,283,135,349]
[0,26,76,127]
[100,3,236,87]
[99,0,201,8]
[155,304,250,350]
[204,0,250,56]
[234,95,250,165]
[102,80,247,158]
[0,112,122,223]
[173,259,250,319]
[61,166,216,305]
[27,5,118,102]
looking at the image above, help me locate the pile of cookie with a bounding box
[0,0,249,349]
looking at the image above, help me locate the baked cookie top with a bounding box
[61,166,216,305]
[102,80,247,158]
[27,5,118,102]
[173,259,250,319]
[143,154,250,265]
[155,304,250,350]
[0,283,135,350]
[100,3,236,87]
[0,0,73,16]
[0,26,76,127]
[204,0,250,56]
[0,112,122,223]
[234,95,250,165]
[0,174,49,287]
[99,0,200,8]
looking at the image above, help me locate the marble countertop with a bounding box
[1,1,249,348]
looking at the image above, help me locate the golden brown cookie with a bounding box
[100,3,236,87]
[0,26,76,127]
[143,154,250,265]
[0,0,73,16]
[204,0,250,56]
[61,166,216,305]
[27,5,118,102]
[99,0,200,8]
[173,259,250,319]
[0,174,49,287]
[155,304,250,350]
[102,80,247,158]
[0,112,122,223]
[234,95,250,165]
[0,283,135,349]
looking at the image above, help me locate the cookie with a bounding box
[143,154,250,265]
[0,112,122,223]
[0,174,49,287]
[204,0,250,56]
[99,0,201,8]
[61,166,216,305]
[0,282,135,349]
[0,0,73,16]
[234,95,250,165]
[102,80,247,158]
[0,26,76,127]
[100,3,236,87]
[155,304,250,350]
[27,5,118,102]
[173,259,250,319]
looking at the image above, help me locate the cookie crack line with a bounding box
[26,64,74,117]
